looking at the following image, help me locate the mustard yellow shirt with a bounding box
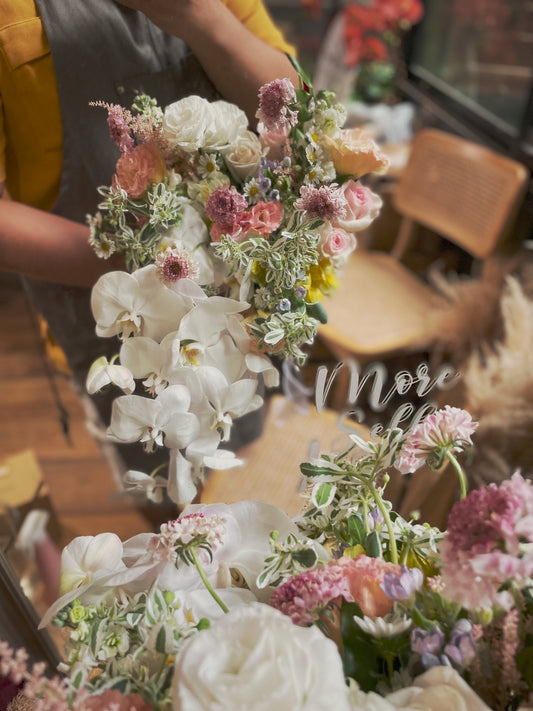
[0,0,294,210]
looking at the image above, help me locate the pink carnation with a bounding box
[114,143,165,198]
[336,555,402,617]
[270,562,352,626]
[244,200,284,236]
[255,78,298,132]
[395,406,478,474]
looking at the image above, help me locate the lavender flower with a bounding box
[444,619,476,666]
[411,625,445,657]
[381,565,423,601]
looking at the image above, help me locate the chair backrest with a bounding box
[392,128,530,259]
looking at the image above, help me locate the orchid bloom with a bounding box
[86,355,135,395]
[107,384,199,452]
[91,265,190,341]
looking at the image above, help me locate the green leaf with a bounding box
[347,515,367,546]
[155,625,167,654]
[300,462,338,478]
[340,601,381,692]
[516,636,533,688]
[312,482,335,508]
[365,531,383,558]
[306,301,328,324]
[292,548,318,569]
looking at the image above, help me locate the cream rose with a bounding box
[161,96,213,152]
[222,130,264,181]
[172,604,351,711]
[204,99,249,151]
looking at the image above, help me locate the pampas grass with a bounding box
[460,275,533,487]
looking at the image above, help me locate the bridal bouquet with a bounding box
[85,67,388,503]
[4,405,533,710]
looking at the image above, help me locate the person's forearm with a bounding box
[0,199,122,287]
[114,0,300,124]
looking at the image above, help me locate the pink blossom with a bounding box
[336,555,402,617]
[155,247,200,283]
[333,179,382,233]
[294,184,347,221]
[258,122,291,161]
[114,143,165,198]
[255,78,298,132]
[440,473,533,610]
[270,562,352,625]
[395,406,478,474]
[318,223,356,265]
[244,200,284,236]
[205,185,247,230]
[106,104,135,153]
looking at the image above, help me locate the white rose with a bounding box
[222,130,264,181]
[162,96,213,152]
[204,99,249,150]
[385,667,492,711]
[172,604,351,711]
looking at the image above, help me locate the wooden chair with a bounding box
[319,128,530,394]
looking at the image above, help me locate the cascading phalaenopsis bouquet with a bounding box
[84,66,389,504]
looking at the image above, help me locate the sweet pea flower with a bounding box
[381,565,424,601]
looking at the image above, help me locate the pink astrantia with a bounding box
[255,78,298,132]
[439,473,533,610]
[270,562,353,626]
[395,406,478,475]
[294,184,347,221]
[155,246,200,283]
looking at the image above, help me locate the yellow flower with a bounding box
[301,259,339,302]
[342,544,366,558]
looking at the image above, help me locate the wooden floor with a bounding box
[0,270,148,547]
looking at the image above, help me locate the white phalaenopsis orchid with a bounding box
[119,331,186,396]
[107,384,199,452]
[91,265,190,341]
[86,355,135,395]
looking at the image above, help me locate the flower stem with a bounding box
[368,482,398,564]
[191,549,229,614]
[446,451,468,499]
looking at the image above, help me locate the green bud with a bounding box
[163,591,175,606]
[197,618,211,631]
[69,604,86,625]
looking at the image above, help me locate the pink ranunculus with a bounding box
[334,179,382,233]
[114,143,165,199]
[246,200,284,236]
[337,555,402,617]
[318,223,356,265]
[84,689,154,710]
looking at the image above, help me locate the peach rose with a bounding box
[337,555,402,617]
[334,179,383,233]
[114,143,165,198]
[258,122,291,161]
[323,128,390,178]
[318,223,356,265]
